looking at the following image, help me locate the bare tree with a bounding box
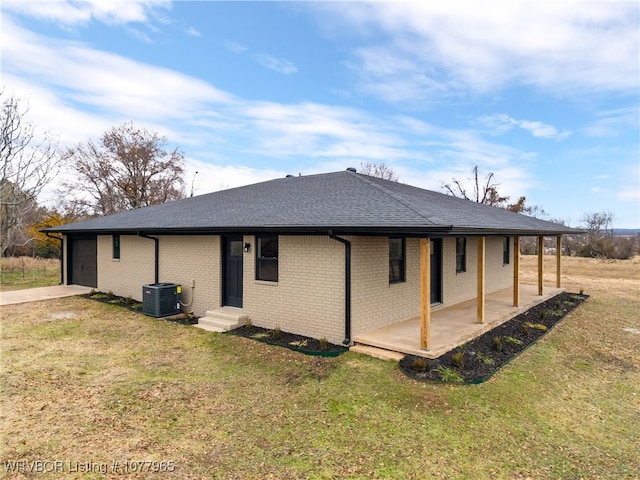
[578,211,616,258]
[442,165,508,206]
[359,162,400,182]
[63,122,186,216]
[1,90,60,256]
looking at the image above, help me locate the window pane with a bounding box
[456,237,466,272]
[257,235,278,281]
[257,258,278,282]
[503,237,510,264]
[229,240,243,257]
[113,235,120,259]
[389,238,405,283]
[259,236,277,258]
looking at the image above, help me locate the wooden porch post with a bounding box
[537,235,544,295]
[513,236,520,307]
[556,236,562,288]
[420,238,431,349]
[477,236,485,324]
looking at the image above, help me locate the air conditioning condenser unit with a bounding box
[142,282,181,317]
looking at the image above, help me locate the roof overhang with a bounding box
[43,224,585,237]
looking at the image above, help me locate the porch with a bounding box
[351,284,564,360]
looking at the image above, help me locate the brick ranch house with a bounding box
[45,169,579,352]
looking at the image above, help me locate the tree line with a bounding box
[2,89,637,260]
[1,90,185,257]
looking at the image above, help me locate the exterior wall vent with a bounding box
[142,282,181,317]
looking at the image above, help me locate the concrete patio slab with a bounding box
[0,285,94,306]
[352,284,564,359]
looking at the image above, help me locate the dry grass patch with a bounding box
[1,257,639,479]
[0,257,60,291]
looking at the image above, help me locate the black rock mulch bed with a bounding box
[81,292,199,325]
[399,291,588,384]
[228,325,349,357]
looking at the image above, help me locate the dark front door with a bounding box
[430,239,442,304]
[69,236,97,288]
[223,236,243,308]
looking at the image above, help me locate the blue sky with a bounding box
[2,1,638,228]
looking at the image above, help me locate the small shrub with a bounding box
[318,337,329,351]
[539,309,548,320]
[492,336,503,352]
[411,357,427,371]
[579,288,584,295]
[251,333,269,340]
[476,352,494,365]
[272,325,282,339]
[435,365,463,383]
[523,322,548,335]
[289,340,308,348]
[245,318,253,330]
[503,336,523,345]
[451,350,465,369]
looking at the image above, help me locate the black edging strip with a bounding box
[400,293,589,384]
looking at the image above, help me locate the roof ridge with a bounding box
[348,172,447,226]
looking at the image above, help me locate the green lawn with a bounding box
[0,257,638,479]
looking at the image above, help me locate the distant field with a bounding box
[0,255,638,478]
[0,257,60,291]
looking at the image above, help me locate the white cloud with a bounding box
[2,19,234,126]
[3,0,171,26]
[252,54,298,75]
[2,14,542,206]
[314,2,639,103]
[478,114,571,141]
[184,159,286,196]
[222,40,247,54]
[583,106,640,137]
[185,26,201,38]
[222,41,297,75]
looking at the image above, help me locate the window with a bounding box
[503,236,510,265]
[456,237,466,273]
[112,234,120,259]
[389,237,405,283]
[256,235,278,282]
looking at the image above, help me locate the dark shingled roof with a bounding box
[46,170,579,236]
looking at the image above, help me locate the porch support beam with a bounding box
[556,236,562,288]
[420,238,431,350]
[513,236,520,307]
[477,236,486,324]
[537,235,544,295]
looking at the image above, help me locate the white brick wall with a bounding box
[90,233,515,344]
[442,236,513,305]
[243,235,345,345]
[157,235,220,316]
[97,235,155,299]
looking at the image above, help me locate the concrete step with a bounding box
[194,308,248,333]
[350,344,405,362]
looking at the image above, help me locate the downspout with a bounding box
[45,232,64,285]
[329,231,351,345]
[138,232,159,284]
